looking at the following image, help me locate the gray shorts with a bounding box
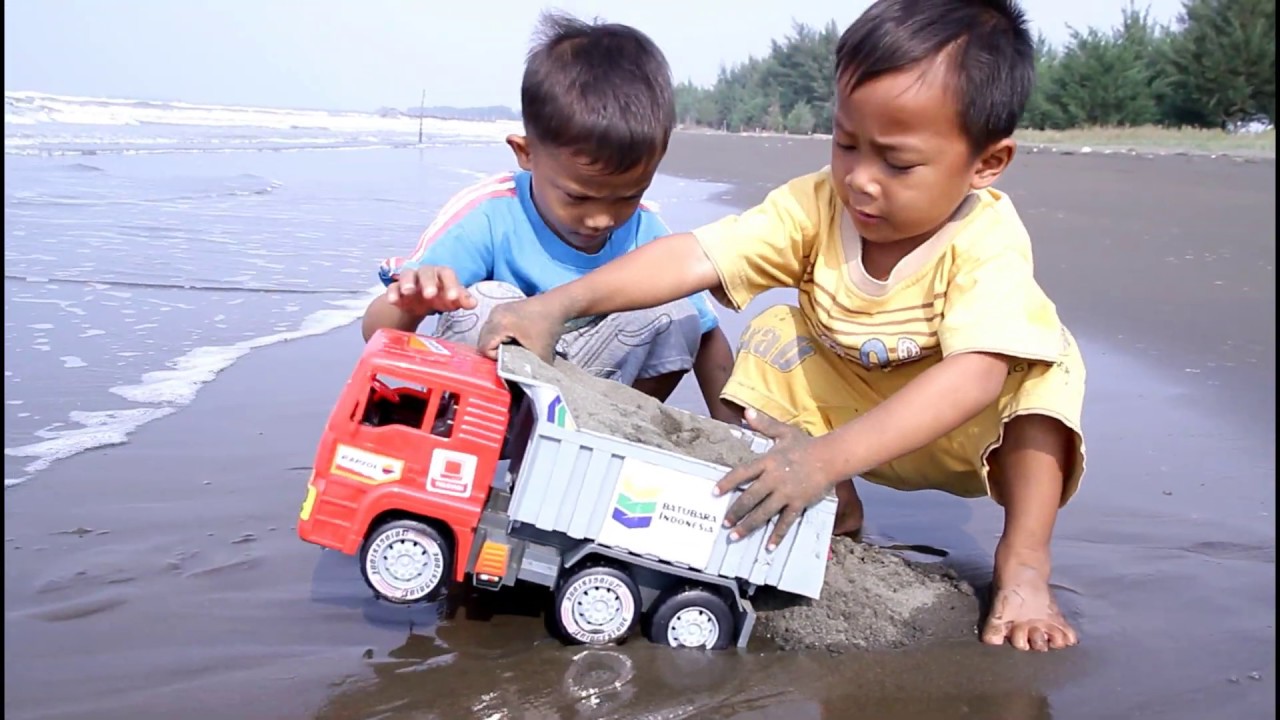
[431,281,705,386]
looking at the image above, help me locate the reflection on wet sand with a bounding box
[311,575,1070,720]
[313,630,1060,720]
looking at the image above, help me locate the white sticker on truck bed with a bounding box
[595,458,732,569]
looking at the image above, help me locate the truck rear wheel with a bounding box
[553,564,641,646]
[645,586,735,650]
[359,519,451,604]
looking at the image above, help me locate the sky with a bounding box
[5,0,1189,112]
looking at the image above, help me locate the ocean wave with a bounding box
[2,273,370,295]
[6,132,384,148]
[4,287,381,487]
[5,90,522,155]
[5,170,285,207]
[3,139,462,157]
[3,407,180,486]
[7,180,284,206]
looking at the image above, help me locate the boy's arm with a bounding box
[814,351,1009,479]
[692,326,740,424]
[718,241,1070,547]
[361,293,428,341]
[478,176,823,360]
[361,209,496,342]
[559,232,720,319]
[718,351,1011,548]
[550,177,818,319]
[474,232,720,361]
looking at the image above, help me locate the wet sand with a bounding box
[5,132,1276,719]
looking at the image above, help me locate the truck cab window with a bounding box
[361,373,431,429]
[430,391,459,439]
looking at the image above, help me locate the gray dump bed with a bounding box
[497,347,835,600]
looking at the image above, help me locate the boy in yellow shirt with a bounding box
[477,0,1086,653]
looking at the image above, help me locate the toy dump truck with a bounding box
[297,329,835,650]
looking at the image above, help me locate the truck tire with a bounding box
[359,519,451,604]
[552,564,641,646]
[645,586,735,650]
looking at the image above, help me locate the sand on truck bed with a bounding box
[499,346,980,651]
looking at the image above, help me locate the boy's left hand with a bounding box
[714,409,835,551]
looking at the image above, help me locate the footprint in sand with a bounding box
[21,537,263,624]
[165,546,263,578]
[25,550,140,623]
[24,593,131,622]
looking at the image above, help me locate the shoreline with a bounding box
[673,126,1278,162]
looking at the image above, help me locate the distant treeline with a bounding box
[675,0,1275,135]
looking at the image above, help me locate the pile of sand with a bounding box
[500,345,766,468]
[752,537,978,652]
[500,346,979,651]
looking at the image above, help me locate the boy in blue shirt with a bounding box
[362,11,735,417]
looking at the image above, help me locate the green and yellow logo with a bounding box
[611,477,659,529]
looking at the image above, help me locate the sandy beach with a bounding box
[4,131,1276,720]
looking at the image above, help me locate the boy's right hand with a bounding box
[477,296,568,363]
[386,265,478,315]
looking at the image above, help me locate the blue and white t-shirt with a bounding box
[378,170,719,334]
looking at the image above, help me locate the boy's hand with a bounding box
[477,296,568,362]
[387,266,477,315]
[713,409,836,551]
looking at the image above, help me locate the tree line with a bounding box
[674,0,1275,135]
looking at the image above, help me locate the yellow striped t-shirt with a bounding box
[692,167,1068,374]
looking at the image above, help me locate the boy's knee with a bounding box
[434,280,527,347]
[985,413,1083,507]
[567,298,703,384]
[640,298,705,370]
[665,298,706,355]
[466,280,526,302]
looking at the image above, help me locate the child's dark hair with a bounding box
[835,0,1034,153]
[521,11,675,175]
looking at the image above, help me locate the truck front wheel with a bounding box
[645,586,735,650]
[359,519,452,604]
[553,564,641,646]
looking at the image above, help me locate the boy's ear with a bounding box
[506,135,532,171]
[970,138,1016,191]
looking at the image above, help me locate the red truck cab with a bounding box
[299,330,836,652]
[298,330,512,601]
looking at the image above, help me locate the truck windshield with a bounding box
[360,372,458,439]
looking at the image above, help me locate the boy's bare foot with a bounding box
[982,545,1078,652]
[833,480,864,538]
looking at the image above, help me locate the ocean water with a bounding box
[3,91,735,487]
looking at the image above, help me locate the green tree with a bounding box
[674,80,704,126]
[1042,5,1167,127]
[1022,33,1062,129]
[672,4,1275,136]
[785,102,817,134]
[1160,0,1275,126]
[764,101,786,132]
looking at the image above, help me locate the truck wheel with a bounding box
[645,586,735,650]
[360,519,451,604]
[553,564,641,646]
